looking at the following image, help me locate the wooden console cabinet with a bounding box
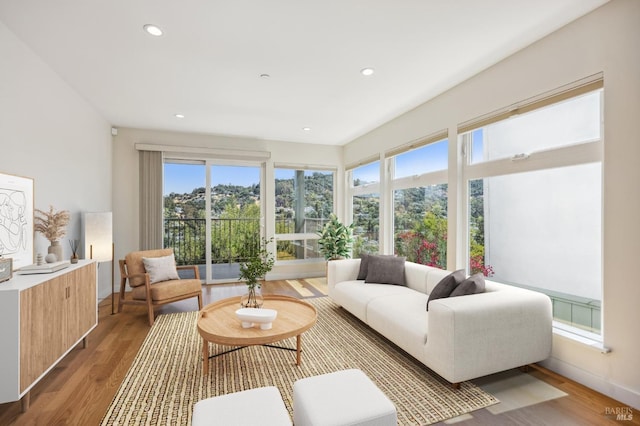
[0,260,97,410]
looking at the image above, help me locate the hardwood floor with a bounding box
[0,280,636,425]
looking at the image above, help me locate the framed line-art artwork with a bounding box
[0,172,34,270]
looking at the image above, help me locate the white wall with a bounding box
[0,20,113,299]
[343,0,640,409]
[112,127,343,282]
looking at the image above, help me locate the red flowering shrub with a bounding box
[396,230,446,269]
[470,253,494,277]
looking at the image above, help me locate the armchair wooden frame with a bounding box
[118,256,203,326]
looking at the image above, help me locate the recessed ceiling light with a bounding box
[303,127,311,132]
[143,24,163,36]
[175,114,185,119]
[260,73,270,79]
[360,67,375,76]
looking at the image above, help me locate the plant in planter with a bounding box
[238,237,275,308]
[34,205,70,262]
[317,214,355,260]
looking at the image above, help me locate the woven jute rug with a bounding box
[101,297,498,425]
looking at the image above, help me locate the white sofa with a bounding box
[327,259,553,386]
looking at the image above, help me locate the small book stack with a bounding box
[18,260,70,274]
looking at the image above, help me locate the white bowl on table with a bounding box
[235,308,278,330]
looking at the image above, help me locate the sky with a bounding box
[163,134,483,195]
[352,138,451,184]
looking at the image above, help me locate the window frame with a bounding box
[273,164,337,263]
[459,87,604,340]
[347,159,382,255]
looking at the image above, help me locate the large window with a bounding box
[349,161,380,256]
[163,161,263,282]
[392,140,448,268]
[275,168,334,261]
[462,86,603,336]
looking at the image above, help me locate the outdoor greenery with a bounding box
[164,172,334,263]
[163,171,493,276]
[394,185,448,269]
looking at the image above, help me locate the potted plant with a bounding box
[238,237,275,308]
[34,205,70,262]
[317,214,355,261]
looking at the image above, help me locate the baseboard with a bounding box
[540,357,640,410]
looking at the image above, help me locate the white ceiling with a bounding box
[0,0,607,146]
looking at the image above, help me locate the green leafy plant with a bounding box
[238,237,275,290]
[317,214,355,260]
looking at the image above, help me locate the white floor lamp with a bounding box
[83,212,115,314]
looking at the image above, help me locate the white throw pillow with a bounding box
[142,254,179,284]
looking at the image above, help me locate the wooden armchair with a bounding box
[118,248,203,325]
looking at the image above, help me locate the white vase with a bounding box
[48,241,63,262]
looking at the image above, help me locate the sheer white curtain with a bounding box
[139,150,163,250]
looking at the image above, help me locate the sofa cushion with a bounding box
[426,269,465,311]
[365,255,406,286]
[367,293,429,361]
[404,261,435,294]
[142,253,180,283]
[331,281,414,322]
[450,273,486,297]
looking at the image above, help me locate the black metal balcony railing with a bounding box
[164,217,329,266]
[164,218,261,265]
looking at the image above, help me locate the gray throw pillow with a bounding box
[365,255,406,286]
[357,253,370,280]
[358,254,398,280]
[449,273,486,297]
[426,269,465,311]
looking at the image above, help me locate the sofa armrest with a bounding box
[424,287,552,384]
[327,259,361,291]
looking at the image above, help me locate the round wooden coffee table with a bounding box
[197,294,317,375]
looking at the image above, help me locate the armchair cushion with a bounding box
[142,254,179,283]
[132,278,202,301]
[125,248,173,287]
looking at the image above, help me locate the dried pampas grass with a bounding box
[34,205,70,242]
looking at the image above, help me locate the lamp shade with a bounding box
[83,212,113,262]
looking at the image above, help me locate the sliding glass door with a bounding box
[210,164,261,281]
[163,160,263,283]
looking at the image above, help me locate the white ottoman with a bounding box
[293,369,397,426]
[192,386,292,426]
